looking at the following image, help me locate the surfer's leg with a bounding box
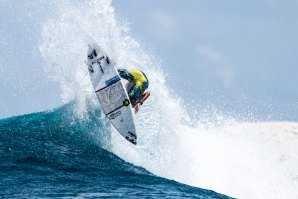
[129,84,142,103]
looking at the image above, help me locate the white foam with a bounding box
[39,0,298,198]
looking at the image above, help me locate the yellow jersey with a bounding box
[129,69,148,92]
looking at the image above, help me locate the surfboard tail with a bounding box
[125,131,137,145]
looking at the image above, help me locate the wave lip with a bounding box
[0,103,232,199]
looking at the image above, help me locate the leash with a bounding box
[79,70,89,84]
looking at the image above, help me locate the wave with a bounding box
[0,103,230,198]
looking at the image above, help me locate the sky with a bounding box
[113,0,298,120]
[0,1,61,119]
[0,0,297,120]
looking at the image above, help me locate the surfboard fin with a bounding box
[98,62,104,73]
[85,61,94,73]
[93,49,97,57]
[106,56,110,64]
[89,65,94,73]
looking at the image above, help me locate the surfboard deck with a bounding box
[86,44,137,145]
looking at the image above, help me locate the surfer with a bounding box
[117,68,150,113]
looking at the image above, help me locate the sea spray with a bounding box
[39,0,298,198]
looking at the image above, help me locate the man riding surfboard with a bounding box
[117,68,150,113]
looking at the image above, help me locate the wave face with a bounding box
[0,103,230,198]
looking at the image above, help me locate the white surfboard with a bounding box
[86,44,137,145]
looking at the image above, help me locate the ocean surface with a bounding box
[0,103,231,198]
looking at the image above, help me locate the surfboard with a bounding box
[86,44,137,145]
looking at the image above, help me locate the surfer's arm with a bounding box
[134,91,150,113]
[117,69,134,82]
[140,91,150,105]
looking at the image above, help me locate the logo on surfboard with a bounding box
[108,111,121,120]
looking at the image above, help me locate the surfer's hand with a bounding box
[135,103,141,113]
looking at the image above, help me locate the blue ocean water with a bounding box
[0,103,232,198]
